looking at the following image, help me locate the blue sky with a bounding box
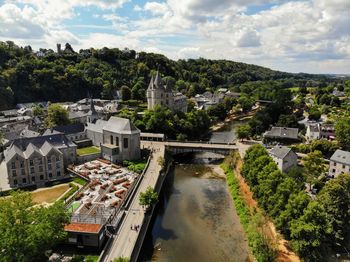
[0,0,350,74]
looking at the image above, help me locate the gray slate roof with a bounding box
[103,117,140,135]
[330,149,350,165]
[264,127,299,140]
[269,146,295,159]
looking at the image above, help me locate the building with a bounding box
[269,146,298,172]
[4,133,77,188]
[146,71,187,112]
[43,123,87,142]
[85,116,141,163]
[306,123,335,141]
[329,149,350,178]
[263,127,299,143]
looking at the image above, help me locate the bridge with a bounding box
[163,141,237,155]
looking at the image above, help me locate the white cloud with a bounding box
[144,1,170,16]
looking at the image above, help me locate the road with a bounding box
[103,141,165,261]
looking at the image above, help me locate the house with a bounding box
[4,133,77,188]
[269,146,298,172]
[329,149,350,178]
[43,123,87,142]
[146,70,188,112]
[263,127,299,143]
[85,116,141,163]
[306,123,336,141]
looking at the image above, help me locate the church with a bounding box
[146,71,188,113]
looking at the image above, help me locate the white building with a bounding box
[329,149,350,178]
[146,71,187,113]
[85,116,141,163]
[269,145,298,172]
[306,123,335,141]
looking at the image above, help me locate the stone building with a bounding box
[146,71,187,112]
[5,133,77,188]
[85,116,141,162]
[269,145,298,172]
[329,149,350,178]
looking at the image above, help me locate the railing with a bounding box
[165,139,236,145]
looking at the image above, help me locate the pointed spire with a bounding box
[147,75,154,90]
[90,96,96,114]
[154,69,163,89]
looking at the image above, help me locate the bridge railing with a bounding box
[165,139,236,145]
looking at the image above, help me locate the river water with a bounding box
[139,120,250,262]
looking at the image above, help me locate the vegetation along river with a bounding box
[139,119,250,262]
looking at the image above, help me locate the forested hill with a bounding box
[0,41,330,110]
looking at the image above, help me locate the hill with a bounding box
[0,41,333,110]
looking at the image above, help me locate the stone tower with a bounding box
[87,97,98,123]
[147,70,166,109]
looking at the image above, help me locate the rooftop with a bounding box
[64,223,103,233]
[269,146,294,159]
[330,149,350,165]
[264,127,299,140]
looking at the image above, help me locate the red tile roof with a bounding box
[64,223,102,233]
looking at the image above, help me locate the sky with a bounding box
[0,0,349,74]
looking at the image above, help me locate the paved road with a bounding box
[103,142,165,261]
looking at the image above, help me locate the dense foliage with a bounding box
[0,41,332,109]
[241,145,350,261]
[0,191,70,261]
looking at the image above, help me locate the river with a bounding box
[139,119,250,262]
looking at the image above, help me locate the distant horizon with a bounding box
[1,0,349,75]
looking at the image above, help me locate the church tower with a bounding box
[87,97,98,123]
[146,70,166,110]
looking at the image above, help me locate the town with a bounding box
[0,1,350,260]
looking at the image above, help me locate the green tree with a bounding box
[139,186,158,209]
[44,103,70,128]
[303,150,326,190]
[32,104,44,117]
[308,107,321,121]
[335,118,350,150]
[236,124,251,141]
[317,174,350,247]
[121,85,131,101]
[0,191,70,261]
[290,201,332,261]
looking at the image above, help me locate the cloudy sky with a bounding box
[0,0,349,74]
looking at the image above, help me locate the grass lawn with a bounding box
[68,201,81,212]
[77,146,101,156]
[32,183,70,204]
[73,176,88,186]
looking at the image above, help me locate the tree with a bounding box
[276,114,299,128]
[121,85,131,101]
[139,186,158,209]
[303,150,326,191]
[317,174,350,247]
[0,191,70,260]
[308,107,321,121]
[335,118,350,150]
[32,104,44,117]
[44,104,70,128]
[290,201,332,261]
[236,124,251,141]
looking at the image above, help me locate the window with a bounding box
[48,164,52,170]
[333,162,336,166]
[342,164,346,169]
[332,169,336,173]
[110,135,114,145]
[40,175,44,180]
[116,137,119,146]
[20,161,24,168]
[166,100,168,105]
[39,166,43,172]
[48,157,51,163]
[21,169,25,176]
[57,171,61,177]
[123,138,128,149]
[12,170,16,176]
[31,176,35,182]
[30,167,34,174]
[56,163,60,169]
[56,156,60,162]
[11,162,15,169]
[38,158,43,165]
[22,178,27,184]
[30,160,34,166]
[49,173,52,178]
[14,179,17,185]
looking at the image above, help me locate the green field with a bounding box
[77,146,101,156]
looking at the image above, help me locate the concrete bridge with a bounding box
[163,141,237,155]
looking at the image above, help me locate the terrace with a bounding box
[68,159,137,224]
